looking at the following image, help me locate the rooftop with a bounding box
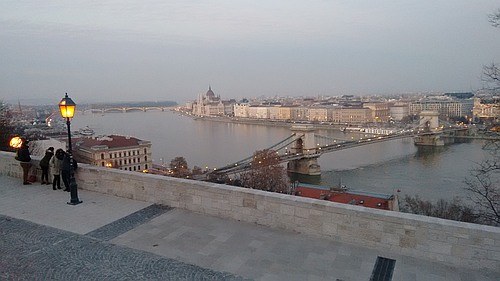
[295,183,395,210]
[74,135,150,150]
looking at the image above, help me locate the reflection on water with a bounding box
[414,146,448,167]
[74,111,488,201]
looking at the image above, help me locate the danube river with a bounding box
[73,110,490,201]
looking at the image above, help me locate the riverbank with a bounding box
[172,110,358,131]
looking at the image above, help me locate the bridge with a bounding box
[208,111,498,177]
[80,106,169,114]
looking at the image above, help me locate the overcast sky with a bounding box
[1,1,499,104]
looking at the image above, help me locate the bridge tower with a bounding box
[419,111,439,131]
[415,111,444,146]
[287,125,321,176]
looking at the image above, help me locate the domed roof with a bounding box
[206,86,215,98]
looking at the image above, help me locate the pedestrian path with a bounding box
[0,175,498,281]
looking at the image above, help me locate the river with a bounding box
[72,110,490,201]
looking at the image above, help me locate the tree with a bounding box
[483,9,500,90]
[240,149,290,193]
[191,165,203,176]
[399,195,479,223]
[465,140,500,225]
[169,156,191,178]
[0,101,14,151]
[488,8,500,28]
[462,9,500,226]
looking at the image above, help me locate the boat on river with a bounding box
[78,126,95,136]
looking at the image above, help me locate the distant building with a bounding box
[473,97,499,121]
[295,183,399,211]
[268,106,280,120]
[234,103,249,118]
[308,107,328,122]
[73,135,152,172]
[290,107,309,121]
[409,96,473,118]
[363,102,390,122]
[248,106,269,119]
[389,105,409,121]
[444,92,474,99]
[192,86,236,117]
[331,107,373,124]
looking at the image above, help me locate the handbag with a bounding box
[28,168,38,183]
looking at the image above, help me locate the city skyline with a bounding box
[1,1,499,104]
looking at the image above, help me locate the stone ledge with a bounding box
[1,151,499,271]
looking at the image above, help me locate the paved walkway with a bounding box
[0,175,499,281]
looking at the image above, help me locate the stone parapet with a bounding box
[1,151,499,271]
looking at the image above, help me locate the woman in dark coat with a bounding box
[39,147,54,184]
[16,139,32,185]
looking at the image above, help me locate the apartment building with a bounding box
[409,97,473,118]
[248,106,269,119]
[233,103,249,118]
[331,107,373,124]
[473,98,499,120]
[308,107,328,122]
[363,102,390,122]
[73,135,152,172]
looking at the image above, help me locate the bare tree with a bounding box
[462,9,500,226]
[169,156,191,178]
[488,8,500,27]
[240,149,290,193]
[399,195,479,223]
[0,101,14,151]
[465,140,500,225]
[482,9,500,90]
[191,165,203,176]
[483,62,500,90]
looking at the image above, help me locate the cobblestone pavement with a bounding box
[0,215,245,281]
[86,204,173,241]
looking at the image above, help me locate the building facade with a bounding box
[473,98,499,121]
[331,107,373,124]
[363,102,390,122]
[389,105,409,121]
[73,135,152,172]
[409,97,474,118]
[192,86,235,117]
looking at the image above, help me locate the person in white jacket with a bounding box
[50,149,64,190]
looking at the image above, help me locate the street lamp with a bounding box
[59,93,82,205]
[9,136,23,149]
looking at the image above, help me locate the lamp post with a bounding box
[59,93,82,205]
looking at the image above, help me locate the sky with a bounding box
[1,1,499,104]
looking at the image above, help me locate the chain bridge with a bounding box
[208,112,497,177]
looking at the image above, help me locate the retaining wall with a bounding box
[1,151,499,270]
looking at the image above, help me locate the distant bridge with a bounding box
[80,106,169,114]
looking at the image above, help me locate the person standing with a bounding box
[15,139,32,185]
[61,151,77,192]
[50,149,64,190]
[39,147,54,185]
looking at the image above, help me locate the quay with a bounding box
[1,151,499,280]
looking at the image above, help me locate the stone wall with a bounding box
[1,151,499,270]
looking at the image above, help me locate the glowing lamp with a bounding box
[59,93,76,119]
[58,93,82,205]
[9,136,23,149]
